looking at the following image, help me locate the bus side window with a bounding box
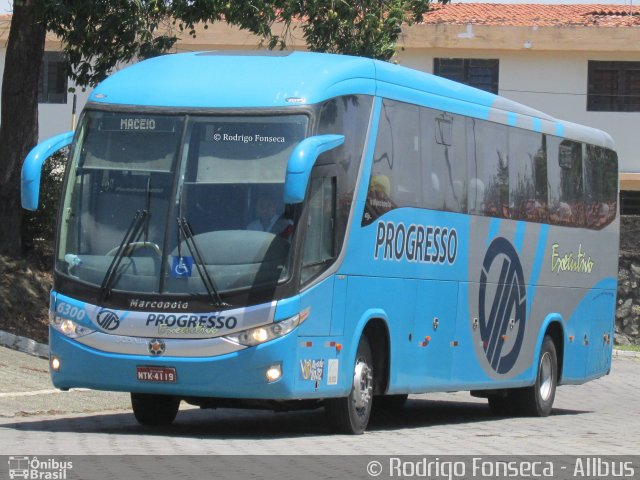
[363,99,420,224]
[468,118,509,219]
[508,129,548,223]
[584,145,618,229]
[301,176,336,285]
[422,109,467,213]
[548,138,584,227]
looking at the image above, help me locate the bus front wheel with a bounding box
[325,336,374,434]
[131,393,180,426]
[512,335,558,417]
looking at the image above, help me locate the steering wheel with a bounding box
[105,241,162,257]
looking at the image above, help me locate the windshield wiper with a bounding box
[99,209,148,302]
[177,217,228,308]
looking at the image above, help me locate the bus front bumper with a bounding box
[49,327,348,399]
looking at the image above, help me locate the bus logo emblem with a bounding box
[96,309,120,331]
[148,339,166,356]
[478,237,527,374]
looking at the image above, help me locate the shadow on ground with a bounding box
[0,397,589,439]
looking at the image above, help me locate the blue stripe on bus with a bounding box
[526,223,549,318]
[514,221,526,253]
[507,112,518,127]
[532,118,542,132]
[555,123,565,137]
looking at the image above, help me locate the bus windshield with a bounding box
[57,111,309,296]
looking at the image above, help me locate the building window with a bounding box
[38,52,68,104]
[433,58,499,94]
[621,191,640,215]
[587,61,640,112]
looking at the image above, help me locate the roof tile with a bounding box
[422,3,640,27]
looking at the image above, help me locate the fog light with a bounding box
[265,364,282,383]
[51,356,61,372]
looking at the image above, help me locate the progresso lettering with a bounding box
[146,314,238,330]
[374,221,458,265]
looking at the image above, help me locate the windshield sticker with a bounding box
[171,256,193,278]
[374,221,458,265]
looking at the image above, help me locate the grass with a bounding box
[615,344,640,352]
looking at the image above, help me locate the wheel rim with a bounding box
[538,351,554,401]
[352,357,373,414]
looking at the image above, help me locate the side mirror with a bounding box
[283,134,345,204]
[21,131,74,211]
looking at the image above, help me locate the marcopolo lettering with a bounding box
[374,221,458,265]
[129,299,189,310]
[146,313,238,330]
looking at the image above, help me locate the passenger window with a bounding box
[301,176,336,284]
[548,138,584,227]
[421,109,467,213]
[363,99,420,225]
[468,119,509,218]
[508,129,548,222]
[584,145,617,229]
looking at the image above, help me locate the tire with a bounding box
[325,336,374,434]
[512,335,558,417]
[374,394,408,411]
[131,393,180,426]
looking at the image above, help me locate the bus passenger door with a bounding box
[411,280,458,390]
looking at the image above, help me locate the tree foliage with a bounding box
[45,0,432,88]
[277,1,430,61]
[1,0,433,256]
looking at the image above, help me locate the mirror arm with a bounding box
[284,134,344,204]
[21,131,74,211]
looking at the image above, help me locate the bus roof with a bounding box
[89,50,614,149]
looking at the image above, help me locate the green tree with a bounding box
[0,0,431,255]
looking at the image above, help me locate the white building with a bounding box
[1,4,639,206]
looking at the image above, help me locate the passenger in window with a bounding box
[363,174,397,225]
[247,194,293,237]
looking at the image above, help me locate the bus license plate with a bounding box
[136,366,177,383]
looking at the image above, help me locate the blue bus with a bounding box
[22,51,619,434]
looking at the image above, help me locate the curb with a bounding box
[613,348,640,358]
[0,329,49,359]
[0,328,638,360]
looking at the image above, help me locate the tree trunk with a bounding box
[0,0,46,256]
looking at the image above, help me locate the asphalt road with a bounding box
[0,346,638,456]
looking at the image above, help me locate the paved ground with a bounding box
[0,346,638,456]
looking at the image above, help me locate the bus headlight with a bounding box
[224,308,310,347]
[50,316,95,338]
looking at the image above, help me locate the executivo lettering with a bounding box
[551,243,594,275]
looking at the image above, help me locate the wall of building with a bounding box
[397,47,640,178]
[0,43,91,142]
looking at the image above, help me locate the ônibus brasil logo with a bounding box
[478,237,527,374]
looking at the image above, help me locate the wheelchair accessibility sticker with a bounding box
[171,256,193,278]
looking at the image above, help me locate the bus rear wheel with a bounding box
[131,393,180,426]
[512,335,558,417]
[325,336,374,434]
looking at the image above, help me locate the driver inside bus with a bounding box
[247,193,293,237]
